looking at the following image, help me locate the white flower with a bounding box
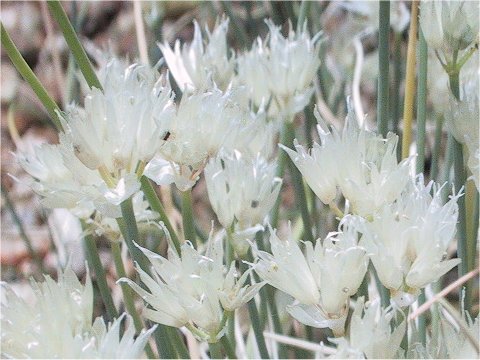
[121,231,264,342]
[446,77,479,146]
[253,222,366,335]
[420,0,479,52]
[282,107,412,216]
[304,217,368,315]
[442,312,479,359]
[159,18,234,92]
[60,59,174,174]
[90,313,156,359]
[253,225,320,305]
[157,86,255,177]
[1,275,154,360]
[237,20,322,118]
[330,297,406,359]
[205,150,282,231]
[360,176,461,300]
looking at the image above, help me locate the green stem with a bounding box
[47,0,102,90]
[296,0,311,33]
[448,71,469,313]
[430,115,444,181]
[82,228,118,321]
[391,32,403,137]
[266,285,288,358]
[117,198,150,272]
[240,261,270,359]
[304,106,320,237]
[377,0,390,138]
[416,28,428,175]
[140,176,182,255]
[220,335,237,359]
[418,290,427,345]
[209,341,223,359]
[1,185,45,275]
[181,189,197,248]
[225,229,236,351]
[167,327,190,359]
[110,241,155,359]
[1,24,62,131]
[270,125,290,229]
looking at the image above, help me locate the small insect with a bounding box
[163,131,171,141]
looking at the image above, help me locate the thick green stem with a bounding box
[140,176,182,255]
[271,126,290,229]
[416,28,428,175]
[82,229,118,321]
[47,0,102,90]
[391,32,403,137]
[209,341,223,359]
[110,241,155,359]
[117,198,150,272]
[181,189,197,248]
[1,24,62,131]
[1,185,45,275]
[266,285,288,358]
[448,71,470,314]
[377,0,390,138]
[220,335,237,359]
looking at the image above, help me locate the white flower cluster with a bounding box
[330,297,406,359]
[282,108,412,216]
[1,268,154,359]
[420,0,479,54]
[205,150,282,255]
[120,233,265,343]
[252,219,368,336]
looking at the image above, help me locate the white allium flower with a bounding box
[120,231,264,342]
[330,298,406,359]
[237,20,322,118]
[159,18,234,92]
[446,77,479,146]
[151,86,257,191]
[253,226,320,305]
[442,312,479,359]
[420,0,479,52]
[1,274,154,360]
[466,139,479,190]
[282,107,412,216]
[304,217,368,315]
[90,313,156,359]
[253,221,366,335]
[204,150,282,231]
[360,176,461,302]
[61,59,173,172]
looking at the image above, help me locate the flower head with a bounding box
[359,176,461,303]
[120,231,264,342]
[1,268,155,358]
[237,20,322,118]
[282,107,412,216]
[159,18,234,92]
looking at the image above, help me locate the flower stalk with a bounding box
[377,0,390,138]
[47,0,102,90]
[82,227,118,321]
[181,189,197,247]
[1,24,63,131]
